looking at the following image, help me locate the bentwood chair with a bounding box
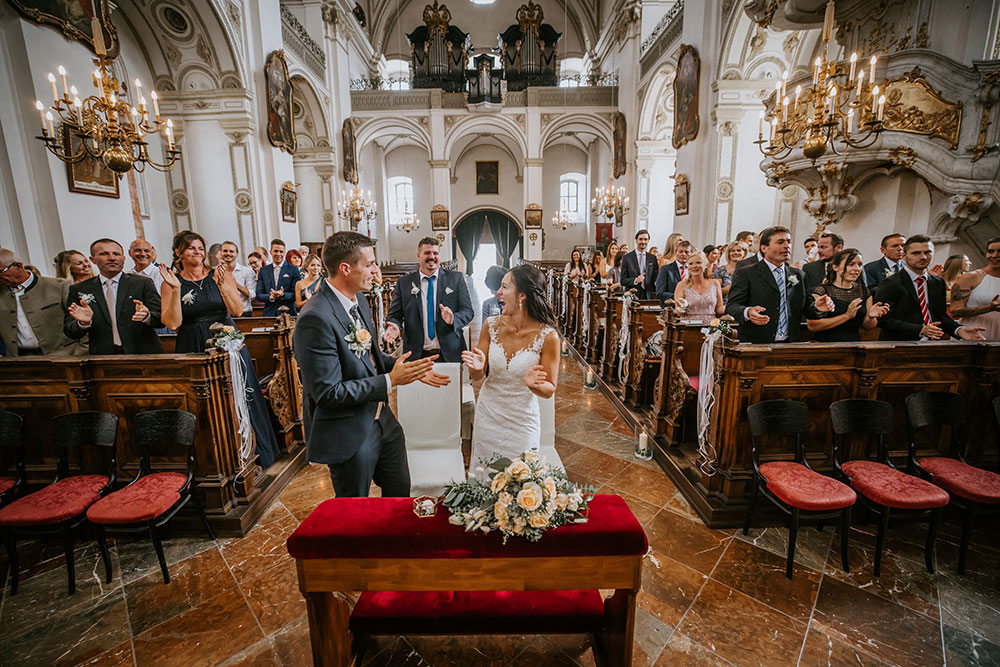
[743,400,856,579]
[0,411,27,505]
[830,399,949,576]
[87,410,214,584]
[0,412,118,594]
[905,392,1000,575]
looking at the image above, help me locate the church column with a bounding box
[322,3,358,232]
[609,6,643,242]
[523,108,543,261]
[429,160,452,260]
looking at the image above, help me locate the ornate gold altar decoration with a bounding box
[517,1,544,41]
[973,71,1000,162]
[879,68,962,148]
[32,33,179,175]
[591,161,630,227]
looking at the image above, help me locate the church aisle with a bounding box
[0,357,997,666]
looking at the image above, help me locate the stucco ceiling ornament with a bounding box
[946,193,994,224]
[766,158,861,226]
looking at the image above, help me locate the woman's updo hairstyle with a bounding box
[172,230,209,272]
[508,264,557,327]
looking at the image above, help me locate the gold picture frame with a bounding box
[265,50,296,154]
[7,0,119,58]
[673,44,700,150]
[63,124,119,198]
[430,205,449,231]
[281,182,297,222]
[524,205,543,229]
[475,160,499,195]
[674,174,689,216]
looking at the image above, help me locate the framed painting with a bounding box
[674,174,689,216]
[265,50,296,154]
[476,160,499,195]
[524,205,542,229]
[6,0,119,58]
[342,118,358,185]
[672,44,700,149]
[281,182,297,222]
[612,111,627,178]
[63,124,119,198]
[430,205,449,231]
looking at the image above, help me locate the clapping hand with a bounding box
[388,351,439,387]
[929,263,945,277]
[131,299,149,322]
[439,304,454,325]
[812,293,835,313]
[524,364,548,391]
[635,273,645,285]
[383,322,400,344]
[845,297,863,318]
[67,297,93,326]
[159,264,180,289]
[920,321,945,340]
[214,264,228,288]
[269,287,283,301]
[991,294,1000,312]
[461,347,486,372]
[868,301,890,319]
[958,326,986,341]
[746,306,769,325]
[419,367,452,388]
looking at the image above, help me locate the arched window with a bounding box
[386,176,415,227]
[559,172,586,221]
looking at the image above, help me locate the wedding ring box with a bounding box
[412,496,440,518]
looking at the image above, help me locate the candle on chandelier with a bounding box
[47,72,58,105]
[150,90,160,119]
[781,70,788,98]
[35,100,45,132]
[794,84,802,111]
[846,109,854,137]
[869,56,876,84]
[813,57,821,85]
[770,118,776,142]
[877,95,886,121]
[73,97,82,123]
[166,118,174,150]
[58,66,68,99]
[95,69,105,98]
[45,111,54,138]
[758,110,764,137]
[134,79,143,105]
[871,85,879,115]
[130,106,139,130]
[782,97,789,123]
[856,70,864,97]
[849,53,857,81]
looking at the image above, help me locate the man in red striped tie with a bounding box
[875,234,985,341]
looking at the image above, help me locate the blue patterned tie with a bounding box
[892,262,900,274]
[774,265,788,340]
[426,275,436,340]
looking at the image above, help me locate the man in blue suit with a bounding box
[863,233,906,291]
[619,229,659,299]
[655,240,692,305]
[293,232,448,497]
[384,237,474,362]
[256,238,301,316]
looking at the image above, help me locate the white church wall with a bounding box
[450,143,521,238]
[836,172,933,260]
[542,143,589,261]
[384,145,433,261]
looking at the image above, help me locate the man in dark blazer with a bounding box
[255,238,302,316]
[294,232,448,497]
[864,233,906,291]
[619,229,658,299]
[802,232,844,291]
[874,234,984,341]
[655,240,692,305]
[726,226,832,343]
[65,238,163,354]
[384,237,474,362]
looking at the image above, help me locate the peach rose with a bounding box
[507,460,531,482]
[516,483,543,511]
[354,328,372,347]
[523,451,539,463]
[542,477,557,499]
[555,493,569,511]
[490,472,510,493]
[529,512,549,528]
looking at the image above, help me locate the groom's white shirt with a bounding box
[326,279,391,392]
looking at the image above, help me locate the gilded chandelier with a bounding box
[338,186,378,228]
[591,172,630,227]
[755,0,887,161]
[396,204,420,233]
[33,35,179,175]
[551,208,575,230]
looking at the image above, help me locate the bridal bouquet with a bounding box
[442,452,594,543]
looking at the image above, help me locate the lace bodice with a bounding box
[470,316,554,469]
[682,283,718,317]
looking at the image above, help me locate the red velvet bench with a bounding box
[286,494,647,666]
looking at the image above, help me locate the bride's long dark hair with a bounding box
[508,264,557,327]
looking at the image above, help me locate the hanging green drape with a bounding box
[455,214,485,275]
[488,214,520,269]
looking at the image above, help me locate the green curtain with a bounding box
[455,214,485,275]
[488,214,520,269]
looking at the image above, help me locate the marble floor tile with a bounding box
[644,509,730,575]
[218,638,279,666]
[943,623,1000,667]
[604,463,678,508]
[131,586,266,666]
[542,633,598,667]
[562,446,632,486]
[75,640,134,667]
[811,576,945,667]
[268,613,314,667]
[677,579,807,667]
[277,466,336,522]
[638,550,707,628]
[653,632,733,666]
[240,556,305,635]
[116,531,217,584]
[631,607,674,667]
[664,490,701,521]
[506,635,587,666]
[710,538,821,623]
[361,636,429,667]
[797,628,881,667]
[936,566,1000,646]
[597,488,660,526]
[735,525,834,573]
[219,511,299,583]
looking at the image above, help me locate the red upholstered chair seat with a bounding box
[287,495,647,560]
[0,476,15,495]
[0,475,109,526]
[841,460,950,509]
[759,462,856,511]
[918,457,1000,504]
[689,376,700,392]
[350,590,606,635]
[87,473,189,524]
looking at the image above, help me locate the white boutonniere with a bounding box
[445,286,454,295]
[884,268,892,278]
[181,290,196,305]
[787,274,799,287]
[411,284,421,297]
[345,318,372,358]
[79,293,96,305]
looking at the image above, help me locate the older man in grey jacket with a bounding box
[0,248,80,356]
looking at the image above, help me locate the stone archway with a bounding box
[453,209,522,276]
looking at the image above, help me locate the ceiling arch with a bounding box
[444,115,527,163]
[355,116,433,155]
[539,112,613,152]
[290,76,330,150]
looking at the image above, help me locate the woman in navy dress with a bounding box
[159,231,280,468]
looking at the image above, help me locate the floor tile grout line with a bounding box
[664,534,733,663]
[937,567,947,666]
[109,543,139,667]
[795,569,824,667]
[216,542,277,662]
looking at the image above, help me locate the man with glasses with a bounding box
[0,248,79,356]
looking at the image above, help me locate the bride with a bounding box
[463,264,560,470]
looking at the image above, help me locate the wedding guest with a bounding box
[54,250,95,283]
[950,237,1000,340]
[655,240,692,306]
[863,233,905,290]
[704,244,722,275]
[373,264,384,286]
[673,251,724,319]
[254,246,270,267]
[219,241,257,316]
[660,232,685,267]
[726,226,833,343]
[942,254,972,293]
[792,237,818,269]
[735,230,756,254]
[128,239,164,293]
[286,249,304,269]
[606,242,620,265]
[207,243,222,269]
[159,231,280,468]
[481,264,507,320]
[255,238,302,316]
[605,250,626,292]
[649,247,660,259]
[564,249,588,279]
[619,230,658,299]
[65,238,163,354]
[590,250,609,281]
[803,232,844,291]
[24,265,41,278]
[734,228,769,272]
[298,246,311,259]
[874,234,985,341]
[713,241,748,302]
[806,248,889,342]
[247,252,263,275]
[620,244,629,253]
[0,248,79,356]
[295,253,325,309]
[384,236,474,362]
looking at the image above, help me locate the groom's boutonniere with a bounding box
[884,268,892,278]
[345,319,372,358]
[410,284,421,297]
[786,274,799,288]
[445,286,454,295]
[79,293,96,306]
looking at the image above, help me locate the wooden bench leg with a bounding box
[305,591,352,667]
[593,589,637,667]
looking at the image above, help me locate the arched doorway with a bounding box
[453,210,522,318]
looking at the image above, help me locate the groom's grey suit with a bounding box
[293,280,410,497]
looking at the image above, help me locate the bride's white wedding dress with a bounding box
[470,316,554,469]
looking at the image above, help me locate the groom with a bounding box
[294,232,449,497]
